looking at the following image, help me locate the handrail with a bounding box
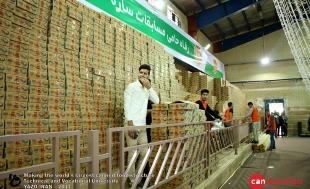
[0,120,255,189]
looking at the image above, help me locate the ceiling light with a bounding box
[154,0,165,10]
[205,44,211,50]
[261,57,270,64]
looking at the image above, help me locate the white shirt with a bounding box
[124,80,159,126]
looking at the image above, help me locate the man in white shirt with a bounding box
[124,64,159,187]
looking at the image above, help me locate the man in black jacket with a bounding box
[195,89,222,121]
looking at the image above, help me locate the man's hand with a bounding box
[141,78,151,89]
[127,120,137,138]
[128,130,137,138]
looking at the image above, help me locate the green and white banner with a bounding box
[79,0,225,79]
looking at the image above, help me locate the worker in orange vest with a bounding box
[242,102,260,143]
[224,102,233,127]
[265,109,276,151]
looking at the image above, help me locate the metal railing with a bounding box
[0,120,254,189]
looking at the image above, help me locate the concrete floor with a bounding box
[221,137,310,189]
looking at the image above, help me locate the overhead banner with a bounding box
[82,0,225,79]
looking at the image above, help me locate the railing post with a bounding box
[52,136,59,189]
[88,130,99,189]
[206,122,210,179]
[73,132,81,189]
[107,128,112,189]
[120,131,125,189]
[234,120,240,155]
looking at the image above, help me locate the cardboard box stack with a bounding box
[0,0,248,186]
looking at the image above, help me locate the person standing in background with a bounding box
[242,102,260,143]
[124,64,159,188]
[265,109,276,151]
[224,102,234,127]
[282,111,288,136]
[195,89,222,121]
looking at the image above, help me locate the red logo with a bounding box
[249,174,265,189]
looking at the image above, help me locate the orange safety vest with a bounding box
[251,106,260,122]
[225,107,233,123]
[266,115,276,130]
[198,98,207,110]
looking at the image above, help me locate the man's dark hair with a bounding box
[201,89,209,95]
[228,102,233,107]
[247,102,253,106]
[139,64,151,74]
[265,109,270,112]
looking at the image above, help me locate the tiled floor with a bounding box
[221,137,310,189]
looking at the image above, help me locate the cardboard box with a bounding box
[6,92,28,102]
[0,45,8,56]
[6,57,28,69]
[28,94,48,103]
[48,103,65,111]
[48,96,65,104]
[0,17,11,29]
[48,72,65,81]
[28,119,49,128]
[28,69,48,80]
[48,66,65,75]
[28,127,49,133]
[49,119,67,127]
[65,71,80,80]
[7,49,29,63]
[0,0,15,12]
[27,102,48,111]
[47,44,65,54]
[16,0,37,15]
[6,83,29,93]
[0,25,10,38]
[48,51,64,62]
[152,103,169,110]
[29,138,50,145]
[66,112,81,119]
[65,97,81,105]
[48,88,66,97]
[49,111,66,119]
[9,41,29,54]
[9,31,29,45]
[10,23,31,37]
[0,7,14,21]
[48,80,65,89]
[25,111,49,119]
[5,101,27,110]
[28,78,48,87]
[6,74,27,85]
[6,155,32,169]
[1,110,25,119]
[0,35,9,47]
[28,48,47,58]
[28,54,46,64]
[65,104,80,112]
[29,86,48,95]
[14,7,35,23]
[5,119,28,129]
[0,63,27,77]
[4,146,30,158]
[5,127,29,135]
[49,17,66,29]
[48,37,65,47]
[29,144,52,156]
[32,153,53,165]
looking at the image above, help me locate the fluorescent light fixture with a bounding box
[205,44,211,50]
[154,0,165,10]
[261,57,270,64]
